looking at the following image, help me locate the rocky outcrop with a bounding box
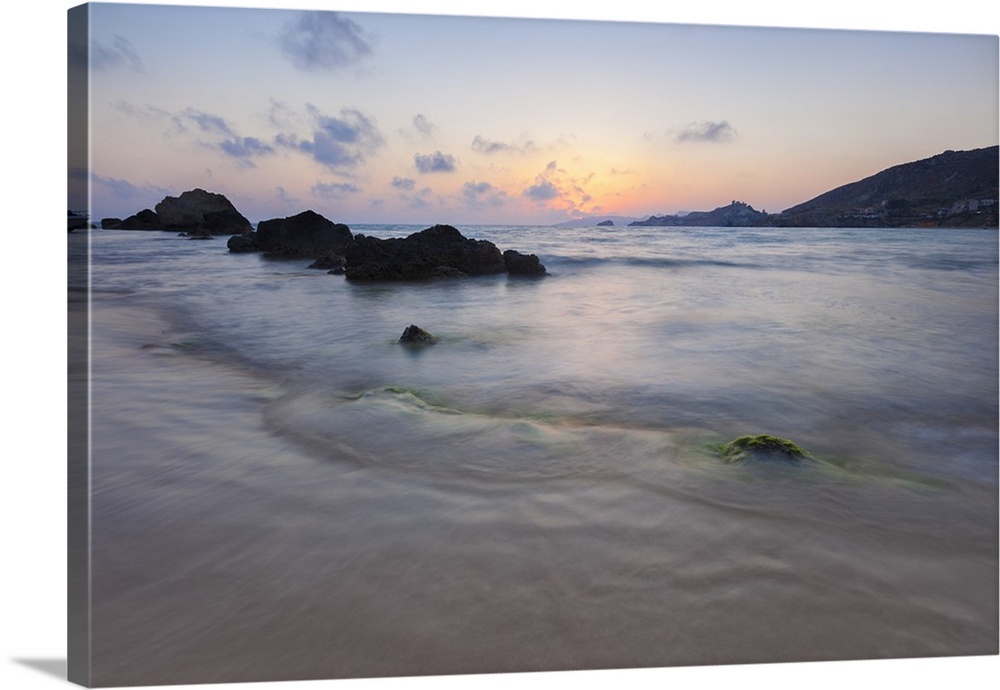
[226,232,259,253]
[154,188,252,234]
[503,250,546,277]
[597,219,614,226]
[344,224,506,281]
[113,209,163,230]
[106,189,252,233]
[255,210,353,258]
[398,324,438,345]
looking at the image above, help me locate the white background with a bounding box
[3,1,998,689]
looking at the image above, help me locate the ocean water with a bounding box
[72,224,998,685]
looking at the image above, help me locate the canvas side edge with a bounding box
[67,4,92,687]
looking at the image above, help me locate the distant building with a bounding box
[949,198,998,214]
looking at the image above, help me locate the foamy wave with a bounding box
[262,385,680,482]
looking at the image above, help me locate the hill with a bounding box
[627,146,998,229]
[629,201,769,227]
[777,146,998,228]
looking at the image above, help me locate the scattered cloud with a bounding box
[219,137,275,159]
[89,171,157,201]
[523,178,560,202]
[522,161,563,203]
[675,120,737,143]
[184,109,231,135]
[462,181,508,208]
[114,101,275,166]
[470,135,537,156]
[279,11,374,72]
[112,100,183,130]
[414,150,457,174]
[398,114,438,143]
[389,175,434,209]
[90,35,144,73]
[278,106,384,170]
[182,107,275,165]
[116,101,383,173]
[267,99,300,130]
[412,115,437,138]
[312,181,361,198]
[517,160,604,219]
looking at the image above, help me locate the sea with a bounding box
[68,224,998,685]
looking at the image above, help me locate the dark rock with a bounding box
[227,232,259,253]
[308,254,346,271]
[429,266,467,278]
[597,219,614,226]
[154,188,252,235]
[256,210,353,258]
[503,249,547,276]
[100,217,123,229]
[345,224,506,281]
[116,209,163,230]
[398,324,438,345]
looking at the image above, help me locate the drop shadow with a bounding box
[12,658,67,680]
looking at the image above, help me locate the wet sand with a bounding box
[80,291,998,687]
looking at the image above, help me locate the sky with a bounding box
[70,1,999,225]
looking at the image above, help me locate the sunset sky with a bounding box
[72,1,999,225]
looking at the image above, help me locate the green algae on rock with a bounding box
[719,434,811,464]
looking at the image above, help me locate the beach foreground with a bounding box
[75,225,998,685]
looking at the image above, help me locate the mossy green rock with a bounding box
[720,434,810,464]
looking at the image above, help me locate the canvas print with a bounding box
[67,2,999,687]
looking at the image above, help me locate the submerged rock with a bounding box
[256,210,353,258]
[719,434,811,464]
[307,254,346,271]
[503,249,547,276]
[398,324,438,345]
[345,224,506,281]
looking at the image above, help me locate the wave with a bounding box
[904,256,1000,272]
[262,385,680,483]
[544,255,758,271]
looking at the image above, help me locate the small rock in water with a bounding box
[398,324,438,345]
[719,434,810,464]
[503,249,547,276]
[227,232,259,253]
